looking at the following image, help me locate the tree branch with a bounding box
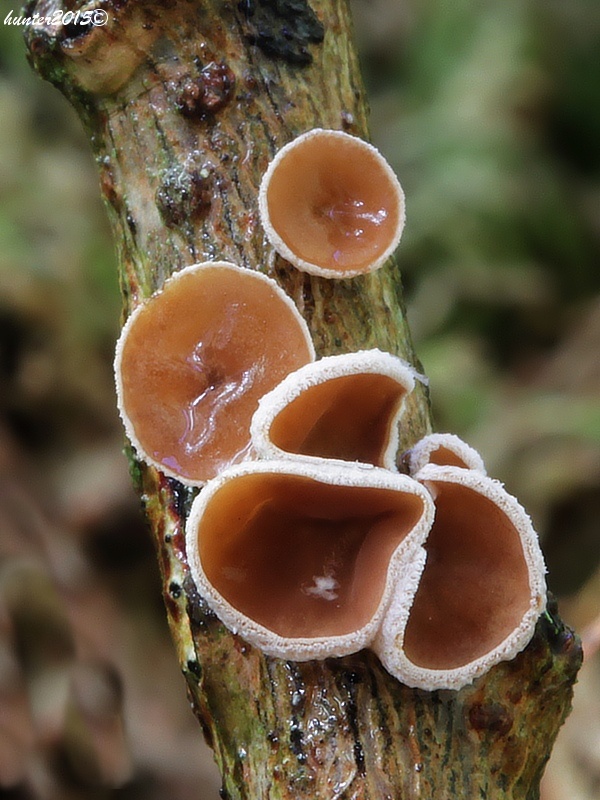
[24,1,582,797]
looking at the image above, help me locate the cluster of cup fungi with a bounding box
[115,129,546,691]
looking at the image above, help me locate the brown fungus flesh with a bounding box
[403,481,531,668]
[375,464,547,690]
[114,262,315,485]
[251,350,416,470]
[186,461,434,661]
[259,129,406,278]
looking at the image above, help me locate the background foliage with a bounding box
[0,0,598,797]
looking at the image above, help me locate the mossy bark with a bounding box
[25,1,582,797]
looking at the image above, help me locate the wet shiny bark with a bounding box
[25,1,581,797]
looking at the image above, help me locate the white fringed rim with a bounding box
[258,129,406,278]
[405,433,487,476]
[250,349,417,471]
[185,460,435,661]
[114,261,315,486]
[374,464,547,691]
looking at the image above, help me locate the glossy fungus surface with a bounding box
[268,374,401,464]
[186,462,433,659]
[115,262,315,485]
[375,464,546,690]
[259,129,405,277]
[403,479,532,669]
[251,350,415,469]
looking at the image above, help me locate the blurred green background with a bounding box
[0,0,598,797]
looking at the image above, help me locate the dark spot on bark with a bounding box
[185,578,218,630]
[60,17,95,43]
[267,730,279,747]
[539,594,582,668]
[126,212,137,236]
[156,164,212,229]
[468,702,513,736]
[176,76,205,116]
[176,61,235,117]
[353,741,366,774]
[201,61,236,112]
[289,717,304,758]
[346,669,363,685]
[169,581,182,599]
[239,0,324,66]
[449,770,457,795]
[187,659,202,679]
[333,665,366,776]
[166,476,195,518]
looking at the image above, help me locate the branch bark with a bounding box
[24,1,582,797]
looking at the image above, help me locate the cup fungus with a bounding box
[250,350,416,470]
[258,129,406,278]
[405,432,487,475]
[374,463,547,690]
[114,261,315,485]
[185,460,435,660]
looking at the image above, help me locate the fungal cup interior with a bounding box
[116,263,314,484]
[196,470,426,639]
[264,132,403,273]
[402,479,532,669]
[267,371,405,466]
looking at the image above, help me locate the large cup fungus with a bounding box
[375,458,547,690]
[259,129,406,278]
[185,460,434,661]
[251,350,416,470]
[114,262,315,485]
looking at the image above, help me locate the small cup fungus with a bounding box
[375,463,547,690]
[114,262,315,485]
[250,350,416,470]
[185,460,434,661]
[259,129,406,278]
[405,432,487,475]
